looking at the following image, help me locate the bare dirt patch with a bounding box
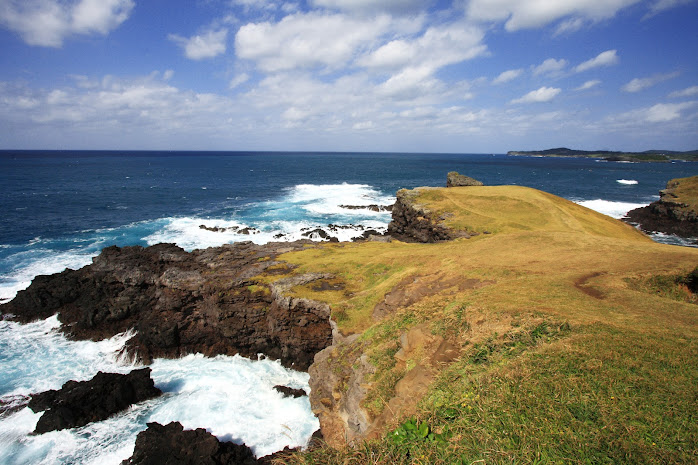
[574,272,606,299]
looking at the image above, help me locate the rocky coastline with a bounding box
[623,176,698,239]
[2,241,334,370]
[0,173,490,461]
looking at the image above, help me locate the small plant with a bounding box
[389,418,448,445]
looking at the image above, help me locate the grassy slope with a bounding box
[271,186,698,464]
[667,176,698,213]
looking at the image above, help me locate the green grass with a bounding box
[282,324,698,464]
[262,185,698,464]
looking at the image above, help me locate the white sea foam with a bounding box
[648,232,698,248]
[575,199,648,219]
[142,183,394,249]
[616,179,638,185]
[0,318,317,464]
[285,183,395,216]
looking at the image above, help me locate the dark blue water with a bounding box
[1,151,696,301]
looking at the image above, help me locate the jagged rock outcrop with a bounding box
[387,188,458,243]
[273,385,307,398]
[446,171,483,188]
[29,368,161,434]
[624,177,698,238]
[1,241,333,370]
[339,204,393,212]
[121,421,259,465]
[122,421,310,464]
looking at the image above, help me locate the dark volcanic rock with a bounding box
[273,385,307,398]
[387,189,455,243]
[1,241,333,370]
[338,204,393,212]
[301,228,329,240]
[29,368,161,434]
[121,421,259,465]
[624,178,698,238]
[446,171,483,188]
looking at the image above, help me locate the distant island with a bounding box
[508,147,698,162]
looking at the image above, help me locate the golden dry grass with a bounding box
[268,185,698,464]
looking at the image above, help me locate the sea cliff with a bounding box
[624,176,698,238]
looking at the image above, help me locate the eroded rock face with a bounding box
[387,189,455,243]
[29,368,161,434]
[446,171,484,188]
[624,177,698,238]
[1,241,333,370]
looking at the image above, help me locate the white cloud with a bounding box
[554,17,586,35]
[235,13,413,72]
[669,85,698,98]
[169,29,228,60]
[609,100,698,125]
[229,73,250,89]
[466,0,642,31]
[511,86,561,104]
[493,69,523,84]
[532,58,567,76]
[647,0,697,15]
[311,0,428,14]
[0,0,134,47]
[376,66,442,100]
[575,79,601,91]
[622,72,680,92]
[645,101,696,122]
[575,49,618,72]
[358,22,487,72]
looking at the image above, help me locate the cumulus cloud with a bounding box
[622,72,680,92]
[668,85,698,98]
[644,101,696,122]
[358,22,487,72]
[511,86,561,104]
[0,0,134,47]
[493,68,523,84]
[235,13,412,72]
[532,58,567,76]
[575,49,618,72]
[466,0,642,31]
[575,79,601,91]
[169,28,228,60]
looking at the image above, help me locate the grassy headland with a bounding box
[267,185,698,464]
[508,147,698,162]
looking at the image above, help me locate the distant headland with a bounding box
[507,147,698,162]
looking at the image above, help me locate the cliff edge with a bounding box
[624,176,698,238]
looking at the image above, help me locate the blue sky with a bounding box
[0,0,696,153]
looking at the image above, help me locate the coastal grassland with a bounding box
[666,176,698,212]
[270,186,698,464]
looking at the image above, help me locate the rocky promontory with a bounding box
[624,176,698,238]
[29,368,161,434]
[1,241,334,370]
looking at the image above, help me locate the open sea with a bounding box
[0,151,696,464]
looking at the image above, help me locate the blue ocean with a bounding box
[0,151,696,464]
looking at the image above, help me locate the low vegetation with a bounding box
[268,185,698,464]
